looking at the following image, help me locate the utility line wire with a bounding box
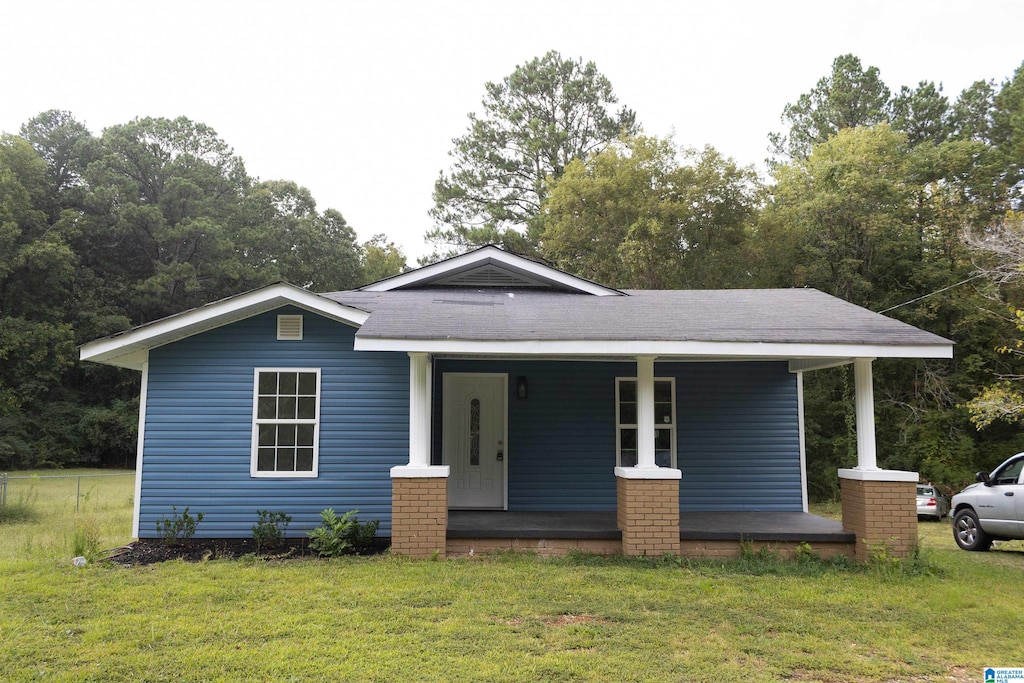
[876,273,987,314]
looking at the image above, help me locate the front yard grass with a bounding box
[1,471,1022,682]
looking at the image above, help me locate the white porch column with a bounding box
[408,352,430,467]
[853,357,877,471]
[635,354,657,469]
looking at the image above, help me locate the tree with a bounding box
[769,54,891,162]
[427,50,638,258]
[542,135,759,289]
[360,234,408,285]
[891,81,951,146]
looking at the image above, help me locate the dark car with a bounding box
[950,453,1024,551]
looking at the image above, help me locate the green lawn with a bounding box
[1,471,1023,682]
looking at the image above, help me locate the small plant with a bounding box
[307,508,380,557]
[71,519,102,562]
[252,510,292,552]
[794,541,817,563]
[155,505,205,545]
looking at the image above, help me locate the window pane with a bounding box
[655,428,672,450]
[296,448,314,471]
[619,402,637,425]
[278,396,297,420]
[257,448,276,471]
[618,381,636,402]
[258,424,277,447]
[257,397,277,420]
[654,381,672,402]
[278,449,296,471]
[655,402,673,425]
[620,450,637,467]
[296,424,315,447]
[258,372,277,395]
[297,397,316,420]
[655,450,671,468]
[469,398,480,467]
[278,425,296,446]
[620,428,637,450]
[279,372,297,395]
[297,372,317,395]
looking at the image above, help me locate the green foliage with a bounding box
[306,508,379,557]
[71,518,102,561]
[543,135,759,289]
[155,506,205,545]
[251,510,292,553]
[359,234,408,284]
[428,50,638,257]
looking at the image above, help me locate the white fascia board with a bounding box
[361,246,621,296]
[353,337,954,360]
[81,283,368,370]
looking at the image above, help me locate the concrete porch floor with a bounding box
[447,510,855,543]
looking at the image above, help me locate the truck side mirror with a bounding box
[976,471,991,486]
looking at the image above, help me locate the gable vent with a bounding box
[432,264,551,289]
[277,315,303,340]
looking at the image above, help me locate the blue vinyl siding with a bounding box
[140,306,408,538]
[435,360,802,512]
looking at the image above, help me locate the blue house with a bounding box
[81,247,953,559]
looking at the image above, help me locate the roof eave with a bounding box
[80,283,369,370]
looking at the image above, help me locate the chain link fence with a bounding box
[0,472,134,511]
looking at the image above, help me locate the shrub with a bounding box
[155,505,204,545]
[307,508,380,557]
[252,510,292,552]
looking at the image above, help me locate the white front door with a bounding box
[443,373,507,509]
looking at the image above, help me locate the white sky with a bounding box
[2,0,1022,261]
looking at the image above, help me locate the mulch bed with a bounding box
[108,538,389,567]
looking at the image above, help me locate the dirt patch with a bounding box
[107,538,389,567]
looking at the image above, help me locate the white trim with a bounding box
[131,359,149,539]
[391,465,450,478]
[797,371,808,513]
[81,283,368,370]
[354,337,952,360]
[250,368,321,478]
[615,376,676,469]
[614,466,682,480]
[788,358,857,373]
[360,246,622,296]
[838,468,918,482]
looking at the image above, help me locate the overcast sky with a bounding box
[3,1,1022,261]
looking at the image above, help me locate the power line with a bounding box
[876,273,986,314]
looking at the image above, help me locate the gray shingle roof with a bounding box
[321,288,950,347]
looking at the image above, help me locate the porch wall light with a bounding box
[517,376,528,399]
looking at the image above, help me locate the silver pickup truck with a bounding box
[951,453,1024,551]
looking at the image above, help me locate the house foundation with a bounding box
[839,469,918,561]
[615,471,681,556]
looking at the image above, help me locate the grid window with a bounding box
[616,377,675,468]
[252,369,320,477]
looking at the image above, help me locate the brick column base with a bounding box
[839,472,917,561]
[616,475,681,556]
[391,477,448,559]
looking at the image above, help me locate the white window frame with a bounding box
[251,367,321,478]
[615,376,676,468]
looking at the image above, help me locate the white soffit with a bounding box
[80,283,368,370]
[359,246,622,296]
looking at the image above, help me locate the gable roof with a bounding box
[80,283,369,370]
[359,245,623,296]
[80,249,954,370]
